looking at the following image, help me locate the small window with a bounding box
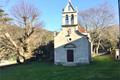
[66,15,69,24]
[71,14,74,24]
[69,38,72,41]
[66,15,69,20]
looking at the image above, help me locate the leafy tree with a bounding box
[0,8,12,24]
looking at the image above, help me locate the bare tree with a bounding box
[79,3,115,55]
[0,24,54,62]
[0,0,43,62]
[11,0,40,27]
[102,25,118,50]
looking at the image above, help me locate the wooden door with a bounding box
[67,50,74,62]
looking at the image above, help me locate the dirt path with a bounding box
[0,61,17,67]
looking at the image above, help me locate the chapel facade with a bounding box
[54,0,91,66]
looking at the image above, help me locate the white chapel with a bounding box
[54,0,91,66]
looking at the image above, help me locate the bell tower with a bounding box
[62,0,78,27]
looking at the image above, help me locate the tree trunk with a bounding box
[96,39,101,55]
[16,55,25,64]
[16,49,26,63]
[96,47,99,55]
[93,48,95,54]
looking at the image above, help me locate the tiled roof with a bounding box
[78,25,86,33]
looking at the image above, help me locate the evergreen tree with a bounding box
[0,8,12,24]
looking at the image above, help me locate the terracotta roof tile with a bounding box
[78,26,86,33]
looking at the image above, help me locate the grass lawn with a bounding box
[0,55,120,80]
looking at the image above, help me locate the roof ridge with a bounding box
[68,0,75,11]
